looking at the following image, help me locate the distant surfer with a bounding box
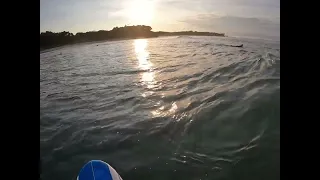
[219,44,243,48]
[229,44,243,48]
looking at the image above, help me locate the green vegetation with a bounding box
[40,25,225,50]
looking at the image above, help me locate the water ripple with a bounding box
[41,36,280,180]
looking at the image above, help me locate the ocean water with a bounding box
[40,36,280,180]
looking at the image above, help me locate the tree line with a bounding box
[40,25,155,49]
[40,25,225,49]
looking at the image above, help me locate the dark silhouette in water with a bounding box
[221,44,243,48]
[230,44,243,48]
[40,25,225,50]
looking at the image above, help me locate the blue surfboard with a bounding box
[77,160,122,180]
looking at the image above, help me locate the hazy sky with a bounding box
[40,0,280,38]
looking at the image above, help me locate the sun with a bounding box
[127,0,154,25]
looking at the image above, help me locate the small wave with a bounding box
[49,96,82,102]
[105,69,150,76]
[174,54,189,58]
[41,36,280,180]
[212,52,224,56]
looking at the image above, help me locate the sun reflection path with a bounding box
[134,39,155,90]
[134,39,180,118]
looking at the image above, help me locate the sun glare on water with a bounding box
[128,0,154,25]
[134,39,156,94]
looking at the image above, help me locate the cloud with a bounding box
[40,0,280,35]
[179,13,279,39]
[156,0,279,18]
[40,0,123,32]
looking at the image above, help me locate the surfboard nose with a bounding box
[77,160,122,180]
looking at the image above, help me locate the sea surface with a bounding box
[40,36,280,180]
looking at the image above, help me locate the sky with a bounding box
[40,0,280,39]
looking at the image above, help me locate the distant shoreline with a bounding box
[40,36,158,52]
[40,34,224,52]
[40,25,225,51]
